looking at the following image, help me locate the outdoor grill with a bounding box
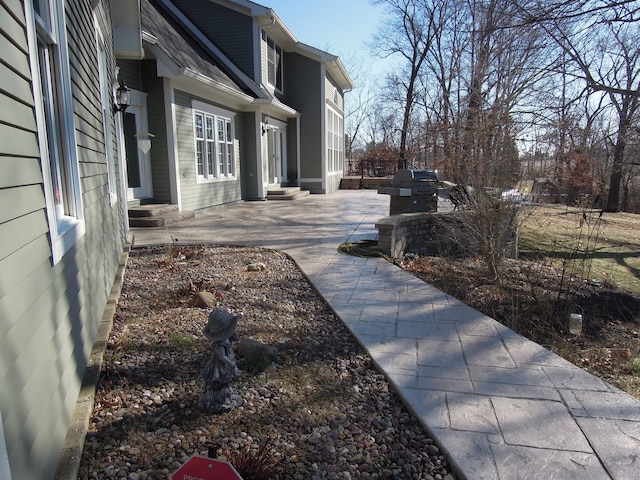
[378,169,440,215]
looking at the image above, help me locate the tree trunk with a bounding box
[605,122,627,212]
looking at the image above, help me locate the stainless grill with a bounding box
[378,169,439,214]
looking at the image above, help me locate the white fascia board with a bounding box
[253,98,298,118]
[328,58,355,92]
[146,44,186,77]
[110,0,144,59]
[219,0,293,40]
[145,39,255,107]
[293,43,354,91]
[293,42,335,61]
[172,75,253,112]
[271,12,298,44]
[142,31,158,45]
[183,69,255,105]
[258,10,298,47]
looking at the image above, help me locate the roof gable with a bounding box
[141,0,264,100]
[210,0,355,91]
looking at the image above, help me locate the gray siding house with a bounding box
[0,0,141,478]
[0,0,350,478]
[121,0,353,212]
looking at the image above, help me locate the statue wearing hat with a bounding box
[199,307,243,413]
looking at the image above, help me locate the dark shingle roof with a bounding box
[141,0,256,98]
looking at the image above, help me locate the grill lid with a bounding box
[393,169,439,187]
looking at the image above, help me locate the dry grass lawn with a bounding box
[402,204,640,400]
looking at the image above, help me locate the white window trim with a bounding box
[192,101,237,182]
[25,0,85,264]
[0,411,11,480]
[263,32,283,92]
[326,105,344,174]
[95,12,118,206]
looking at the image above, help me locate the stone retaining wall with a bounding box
[376,211,517,259]
[340,177,393,190]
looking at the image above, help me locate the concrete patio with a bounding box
[129,189,640,480]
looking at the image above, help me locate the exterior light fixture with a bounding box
[262,120,274,136]
[114,79,131,113]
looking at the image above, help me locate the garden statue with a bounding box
[199,307,243,413]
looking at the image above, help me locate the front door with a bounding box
[267,127,287,185]
[123,91,153,201]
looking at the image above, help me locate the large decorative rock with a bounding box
[237,338,278,364]
[193,291,216,308]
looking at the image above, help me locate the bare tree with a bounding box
[515,0,640,211]
[599,26,640,211]
[343,54,379,171]
[371,0,446,170]
[418,0,468,172]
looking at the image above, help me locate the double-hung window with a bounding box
[327,107,344,173]
[26,0,85,263]
[263,33,283,91]
[193,103,235,180]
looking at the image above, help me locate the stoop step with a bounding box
[128,204,195,227]
[266,187,310,200]
[128,204,179,217]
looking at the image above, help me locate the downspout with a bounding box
[255,109,266,200]
[254,15,275,200]
[114,68,129,240]
[321,64,327,193]
[164,79,181,208]
[296,115,301,188]
[255,14,276,83]
[116,115,129,240]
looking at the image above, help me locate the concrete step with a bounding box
[266,187,310,201]
[128,204,179,217]
[128,204,195,227]
[129,210,195,227]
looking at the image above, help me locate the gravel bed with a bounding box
[78,245,457,480]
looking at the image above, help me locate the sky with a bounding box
[261,0,396,80]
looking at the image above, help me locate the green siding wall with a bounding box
[239,111,260,200]
[142,60,172,203]
[0,1,126,479]
[172,0,256,78]
[283,53,324,188]
[286,118,298,184]
[118,58,143,90]
[174,90,243,210]
[325,73,345,112]
[325,73,346,193]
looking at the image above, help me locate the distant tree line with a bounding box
[345,0,640,213]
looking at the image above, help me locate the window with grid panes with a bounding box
[327,107,344,173]
[193,107,235,179]
[264,33,283,91]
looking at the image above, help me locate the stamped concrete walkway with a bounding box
[132,190,640,480]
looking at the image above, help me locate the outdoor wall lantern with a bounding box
[262,121,274,136]
[114,79,131,113]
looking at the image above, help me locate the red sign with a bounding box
[170,455,242,480]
